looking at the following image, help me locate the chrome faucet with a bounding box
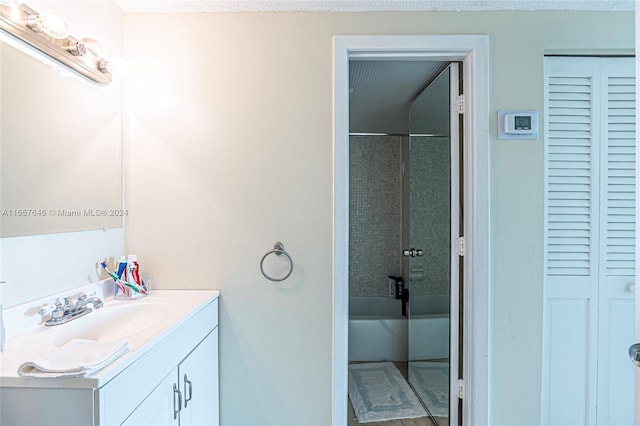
[39,292,103,326]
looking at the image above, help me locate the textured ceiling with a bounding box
[349,60,449,134]
[115,0,633,13]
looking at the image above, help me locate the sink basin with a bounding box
[49,299,172,348]
[1,288,218,389]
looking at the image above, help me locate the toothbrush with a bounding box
[100,261,131,294]
[100,261,146,294]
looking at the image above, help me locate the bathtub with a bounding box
[349,297,408,361]
[348,295,450,362]
[409,294,450,360]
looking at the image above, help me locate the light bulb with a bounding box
[8,2,20,22]
[26,10,69,39]
[40,10,69,39]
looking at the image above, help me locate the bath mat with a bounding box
[408,361,449,418]
[348,362,428,423]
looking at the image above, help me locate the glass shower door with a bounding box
[405,63,461,425]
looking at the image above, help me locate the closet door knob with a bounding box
[629,343,640,367]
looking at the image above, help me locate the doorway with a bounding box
[332,35,490,426]
[346,62,460,425]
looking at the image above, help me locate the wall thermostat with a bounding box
[498,110,539,140]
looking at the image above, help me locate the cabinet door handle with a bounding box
[173,383,183,420]
[184,373,193,407]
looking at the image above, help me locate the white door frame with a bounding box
[332,35,490,425]
[635,5,640,424]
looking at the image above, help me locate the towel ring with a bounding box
[260,242,293,282]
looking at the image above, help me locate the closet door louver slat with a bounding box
[546,76,593,277]
[604,76,635,276]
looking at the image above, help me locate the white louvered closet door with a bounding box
[543,57,635,426]
[596,60,635,426]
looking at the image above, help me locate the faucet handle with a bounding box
[75,291,96,302]
[51,300,65,319]
[64,292,91,309]
[39,300,64,319]
[38,303,55,316]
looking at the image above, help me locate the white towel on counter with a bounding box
[17,339,129,378]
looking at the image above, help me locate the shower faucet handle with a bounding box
[402,248,424,258]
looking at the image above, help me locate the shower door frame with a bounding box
[332,35,489,426]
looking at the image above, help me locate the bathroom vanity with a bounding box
[0,288,219,425]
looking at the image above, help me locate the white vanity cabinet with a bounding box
[101,296,219,426]
[0,291,219,426]
[122,328,219,425]
[121,369,177,425]
[177,328,219,425]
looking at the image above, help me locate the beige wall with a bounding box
[123,11,633,425]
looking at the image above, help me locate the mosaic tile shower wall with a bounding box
[409,136,451,297]
[349,135,403,297]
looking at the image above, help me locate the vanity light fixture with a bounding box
[0,2,112,84]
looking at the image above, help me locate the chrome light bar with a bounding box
[0,2,112,85]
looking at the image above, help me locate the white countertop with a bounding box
[0,286,219,389]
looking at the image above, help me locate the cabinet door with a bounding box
[179,328,219,426]
[122,368,179,426]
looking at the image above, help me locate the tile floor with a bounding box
[347,361,448,426]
